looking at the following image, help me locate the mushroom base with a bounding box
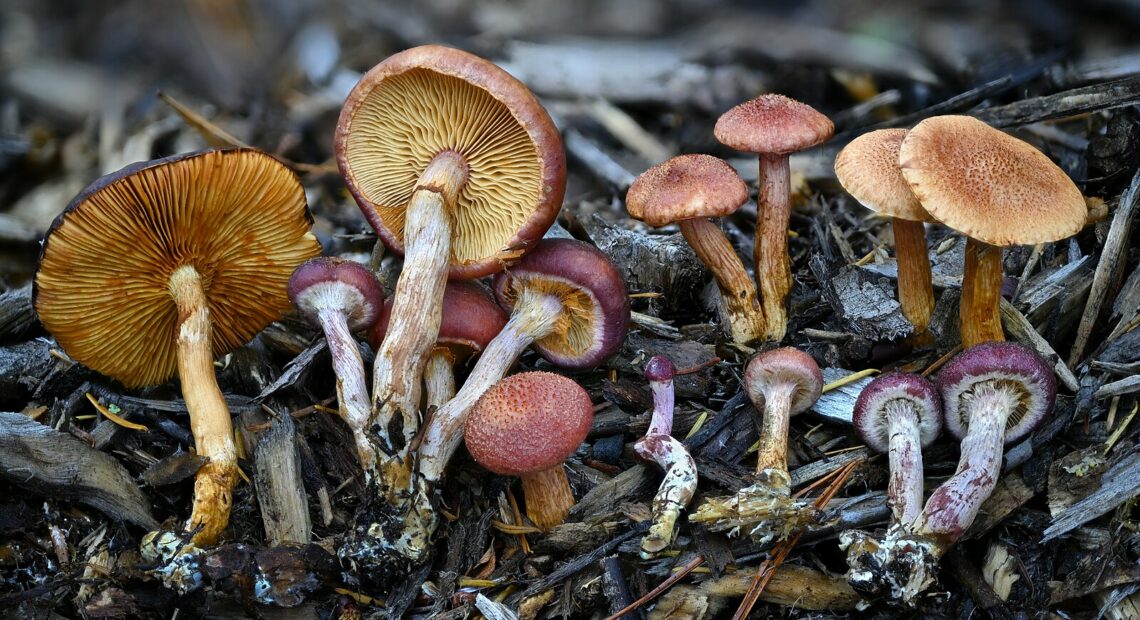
[678,218,766,345]
[688,471,818,545]
[840,525,944,606]
[521,465,576,531]
[635,433,697,558]
[341,474,437,578]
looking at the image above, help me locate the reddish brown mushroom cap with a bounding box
[835,129,932,223]
[625,154,748,227]
[335,45,566,278]
[937,341,1056,445]
[288,257,384,331]
[368,280,507,353]
[492,239,630,369]
[853,372,943,453]
[744,347,824,415]
[464,371,594,476]
[715,94,834,155]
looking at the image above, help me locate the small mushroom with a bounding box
[634,355,698,558]
[691,347,823,542]
[35,149,320,546]
[626,154,765,344]
[715,94,834,340]
[288,257,384,471]
[464,371,594,530]
[899,115,1085,347]
[835,129,936,343]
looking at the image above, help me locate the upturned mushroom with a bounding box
[691,347,823,542]
[626,154,765,344]
[335,45,565,499]
[899,115,1085,348]
[465,371,595,529]
[835,129,936,343]
[35,149,320,546]
[288,257,384,471]
[715,94,834,340]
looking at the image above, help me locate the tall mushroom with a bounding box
[715,94,834,340]
[34,149,320,546]
[335,45,564,497]
[626,154,766,344]
[835,129,937,343]
[899,115,1085,348]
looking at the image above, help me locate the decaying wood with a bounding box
[974,75,1140,127]
[816,263,914,342]
[650,564,859,617]
[0,285,35,342]
[252,412,312,546]
[1044,447,1140,542]
[999,299,1079,391]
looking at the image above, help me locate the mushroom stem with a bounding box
[757,153,793,341]
[423,347,457,412]
[960,238,1005,348]
[646,371,675,437]
[677,218,766,344]
[315,307,377,471]
[520,465,576,531]
[892,217,935,341]
[755,380,796,484]
[882,399,926,529]
[916,382,1016,547]
[168,265,237,546]
[417,287,564,483]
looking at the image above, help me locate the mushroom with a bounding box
[715,94,834,340]
[899,115,1085,348]
[835,129,936,343]
[288,257,384,471]
[369,280,508,410]
[34,149,320,546]
[626,154,765,344]
[634,355,698,558]
[335,45,565,486]
[464,371,594,530]
[690,347,823,542]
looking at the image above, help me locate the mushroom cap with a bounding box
[368,280,507,355]
[937,341,1056,445]
[34,148,320,388]
[464,371,594,476]
[852,372,942,453]
[625,154,748,227]
[335,45,566,279]
[492,239,629,369]
[743,347,823,416]
[288,257,384,331]
[834,129,932,223]
[899,115,1086,246]
[714,94,834,155]
[644,355,676,383]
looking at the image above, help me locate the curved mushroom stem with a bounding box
[755,381,795,487]
[678,218,766,345]
[892,217,935,344]
[520,465,576,530]
[960,237,1005,348]
[883,400,926,529]
[169,265,237,546]
[316,307,377,472]
[423,347,457,413]
[757,154,792,341]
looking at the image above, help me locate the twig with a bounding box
[601,555,705,620]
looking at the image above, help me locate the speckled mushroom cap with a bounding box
[492,239,630,369]
[34,148,320,388]
[288,257,384,331]
[465,371,594,476]
[899,115,1086,246]
[715,94,834,155]
[625,155,748,227]
[743,347,824,415]
[335,45,566,279]
[369,280,507,354]
[937,341,1056,445]
[852,372,942,453]
[834,129,932,223]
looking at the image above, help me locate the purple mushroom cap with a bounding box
[288,257,385,331]
[744,347,824,416]
[644,355,676,383]
[853,372,942,453]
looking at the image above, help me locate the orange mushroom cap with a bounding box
[715,94,834,155]
[625,154,748,227]
[835,128,932,223]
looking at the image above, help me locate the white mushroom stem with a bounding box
[678,218,766,344]
[882,400,926,530]
[635,372,697,557]
[315,306,376,472]
[417,288,564,483]
[168,265,237,546]
[755,380,796,484]
[757,153,793,341]
[916,382,1016,547]
[646,373,675,437]
[423,347,457,413]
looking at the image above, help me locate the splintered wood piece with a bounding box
[999,299,1079,391]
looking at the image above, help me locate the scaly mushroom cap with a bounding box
[937,341,1056,445]
[625,154,748,227]
[852,372,942,453]
[335,45,566,278]
[744,347,823,415]
[465,371,594,476]
[34,149,320,388]
[715,94,834,155]
[834,128,932,223]
[899,115,1086,246]
[369,280,507,355]
[492,239,630,369]
[288,257,384,331]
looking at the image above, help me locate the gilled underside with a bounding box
[499,275,600,361]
